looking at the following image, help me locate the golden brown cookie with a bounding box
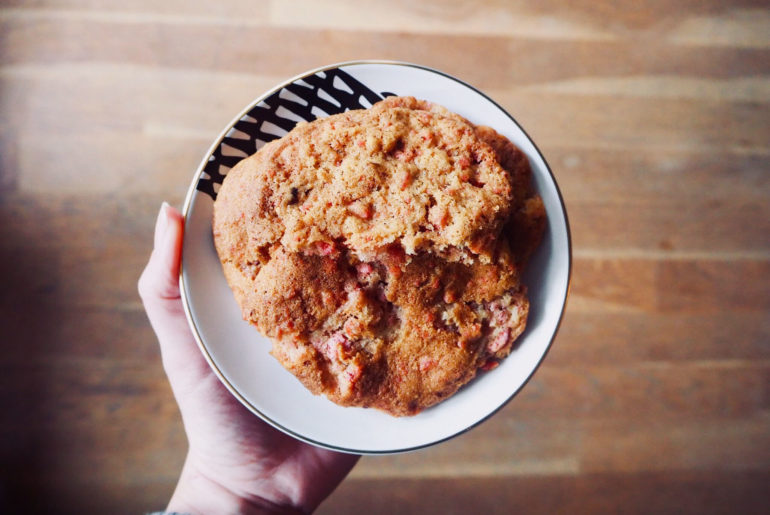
[213,96,544,416]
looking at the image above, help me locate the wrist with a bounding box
[167,454,306,515]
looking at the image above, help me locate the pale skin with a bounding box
[138,203,359,514]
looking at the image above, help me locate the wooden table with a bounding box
[1,1,768,513]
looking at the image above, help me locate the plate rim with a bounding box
[179,59,573,455]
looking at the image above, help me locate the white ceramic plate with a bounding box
[180,61,571,455]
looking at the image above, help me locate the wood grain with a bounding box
[0,0,768,513]
[318,472,770,515]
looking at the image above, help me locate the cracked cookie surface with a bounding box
[213,96,545,416]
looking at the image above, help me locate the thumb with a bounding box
[138,202,211,386]
[140,202,183,303]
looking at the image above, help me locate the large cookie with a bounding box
[213,96,545,416]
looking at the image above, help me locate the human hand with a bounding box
[138,202,359,514]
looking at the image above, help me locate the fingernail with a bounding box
[154,201,170,250]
